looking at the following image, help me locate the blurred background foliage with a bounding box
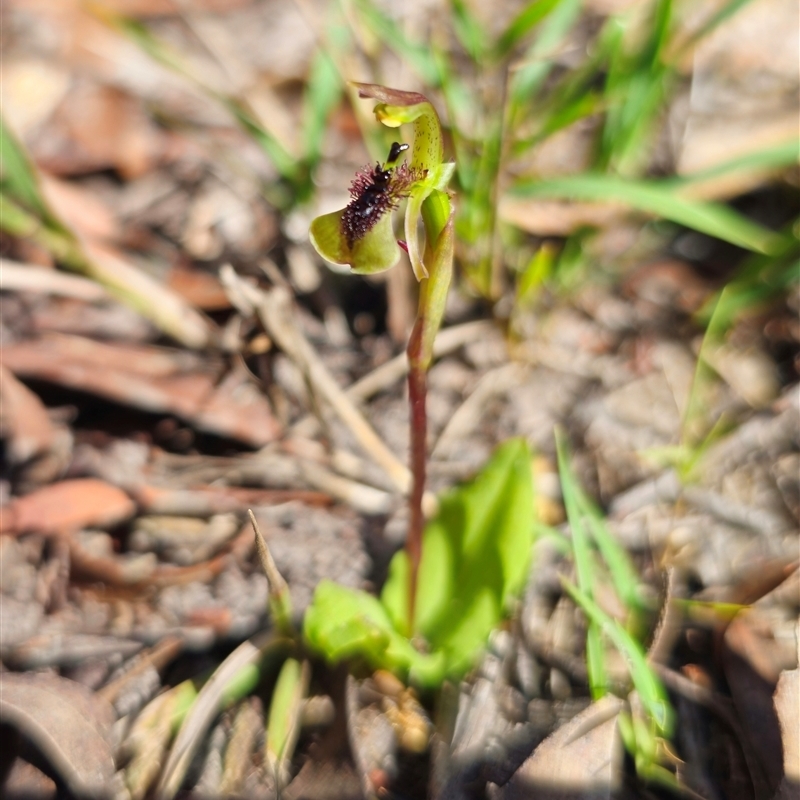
[108,0,799,308]
[2,0,798,337]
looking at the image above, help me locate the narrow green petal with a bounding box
[404,186,433,280]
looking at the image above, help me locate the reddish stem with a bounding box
[406,320,428,632]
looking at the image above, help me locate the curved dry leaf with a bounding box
[0,364,57,464]
[1,335,281,447]
[0,672,116,799]
[497,695,624,800]
[0,478,136,536]
[82,240,212,350]
[0,259,111,300]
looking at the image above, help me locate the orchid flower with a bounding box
[310,85,455,277]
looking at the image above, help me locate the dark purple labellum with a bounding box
[341,163,396,247]
[340,146,418,248]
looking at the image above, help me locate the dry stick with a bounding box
[290,319,495,439]
[432,362,526,457]
[98,635,184,705]
[0,258,111,300]
[256,286,412,494]
[297,458,392,514]
[219,266,411,495]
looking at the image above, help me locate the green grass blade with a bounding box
[555,431,593,595]
[508,0,583,119]
[0,118,68,233]
[510,14,618,155]
[675,139,800,194]
[575,488,650,615]
[221,99,303,186]
[562,579,674,736]
[695,227,799,332]
[1,118,47,220]
[458,115,504,296]
[509,173,789,254]
[681,0,758,50]
[597,0,674,174]
[431,42,480,186]
[451,0,489,62]
[516,242,557,305]
[112,15,303,191]
[302,51,344,167]
[513,90,600,155]
[351,0,440,86]
[219,663,262,709]
[266,658,309,787]
[556,429,607,699]
[494,0,561,59]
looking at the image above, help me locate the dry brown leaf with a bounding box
[68,537,158,585]
[39,172,120,243]
[33,82,163,179]
[723,614,786,793]
[0,477,136,536]
[134,484,332,515]
[1,334,280,446]
[498,197,624,237]
[189,365,282,445]
[166,265,232,311]
[0,672,117,798]
[0,365,57,464]
[497,695,624,800]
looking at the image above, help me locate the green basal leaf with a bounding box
[303,580,394,662]
[309,209,400,274]
[382,438,534,680]
[304,439,534,688]
[302,580,447,685]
